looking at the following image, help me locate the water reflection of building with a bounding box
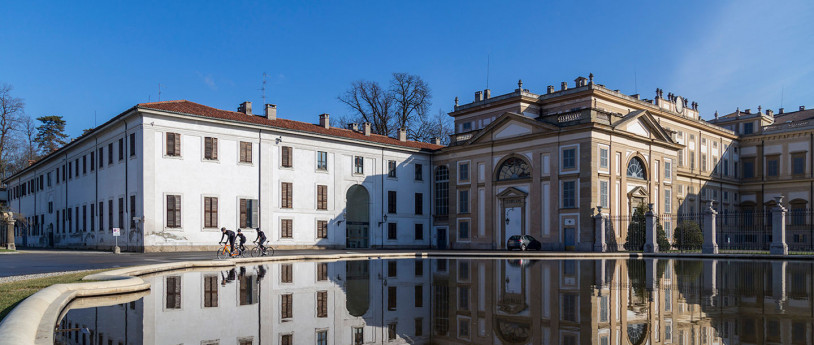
[56,259,813,345]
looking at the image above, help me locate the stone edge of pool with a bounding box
[0,250,811,345]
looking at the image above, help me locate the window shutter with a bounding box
[212,138,218,160]
[250,200,259,228]
[246,142,252,162]
[166,195,174,227]
[174,196,181,227]
[166,133,173,155]
[212,197,218,226]
[239,199,247,228]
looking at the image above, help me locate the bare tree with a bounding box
[338,73,433,140]
[18,115,38,163]
[0,84,24,180]
[412,109,453,145]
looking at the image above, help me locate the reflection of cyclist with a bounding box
[221,268,237,285]
[254,228,267,252]
[219,227,237,254]
[237,229,247,252]
[256,265,267,281]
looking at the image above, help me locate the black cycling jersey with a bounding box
[220,230,236,242]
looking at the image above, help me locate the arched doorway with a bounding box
[346,185,370,248]
[345,260,370,317]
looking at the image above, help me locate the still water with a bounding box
[55,258,813,345]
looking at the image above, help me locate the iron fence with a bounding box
[785,208,814,254]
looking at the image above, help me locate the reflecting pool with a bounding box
[55,258,814,344]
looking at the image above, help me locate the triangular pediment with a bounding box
[467,112,559,145]
[497,187,528,199]
[613,110,674,144]
[627,186,648,198]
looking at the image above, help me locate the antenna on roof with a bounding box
[486,54,490,90]
[634,70,638,95]
[781,86,784,109]
[259,72,268,104]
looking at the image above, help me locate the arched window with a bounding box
[497,157,531,181]
[626,157,646,179]
[434,166,449,215]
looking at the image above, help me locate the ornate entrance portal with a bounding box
[498,187,527,248]
[346,185,370,248]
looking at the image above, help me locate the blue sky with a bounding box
[1,1,812,137]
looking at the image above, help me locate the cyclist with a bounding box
[219,227,237,255]
[254,228,268,254]
[236,229,247,253]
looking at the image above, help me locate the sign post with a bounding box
[113,228,121,254]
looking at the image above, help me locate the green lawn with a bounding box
[0,249,15,253]
[0,269,109,322]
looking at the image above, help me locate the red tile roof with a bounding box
[138,100,444,151]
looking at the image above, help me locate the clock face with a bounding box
[675,96,684,114]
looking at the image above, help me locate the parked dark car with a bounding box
[506,235,541,251]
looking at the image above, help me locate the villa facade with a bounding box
[5,76,814,252]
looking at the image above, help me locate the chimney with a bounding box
[363,122,371,136]
[484,89,491,99]
[398,128,407,142]
[766,109,774,117]
[801,106,806,111]
[319,113,330,129]
[431,137,441,145]
[779,108,784,114]
[575,77,587,87]
[561,82,568,91]
[238,101,253,115]
[744,108,751,114]
[547,85,555,94]
[631,94,640,100]
[475,91,483,102]
[264,104,276,120]
[347,123,359,131]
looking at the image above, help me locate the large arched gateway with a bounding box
[346,185,370,248]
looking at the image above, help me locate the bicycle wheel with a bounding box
[267,247,274,256]
[216,247,228,259]
[251,246,260,257]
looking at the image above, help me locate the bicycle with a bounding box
[250,240,274,257]
[216,242,245,259]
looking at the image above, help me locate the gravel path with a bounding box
[0,269,95,284]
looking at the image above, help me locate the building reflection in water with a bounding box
[55,258,813,345]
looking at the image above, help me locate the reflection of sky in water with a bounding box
[55,259,814,345]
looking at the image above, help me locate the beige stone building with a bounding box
[433,76,812,251]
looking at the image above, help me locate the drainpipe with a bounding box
[124,120,129,251]
[258,129,262,233]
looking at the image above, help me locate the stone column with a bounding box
[645,258,658,293]
[772,261,787,311]
[3,213,15,251]
[770,196,788,255]
[594,206,607,252]
[703,200,718,254]
[703,260,718,306]
[644,203,658,253]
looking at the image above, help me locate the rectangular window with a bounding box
[129,133,136,157]
[744,122,754,134]
[82,205,87,231]
[316,151,327,170]
[166,276,181,309]
[281,219,293,238]
[353,328,364,345]
[388,323,397,340]
[458,189,469,213]
[281,182,293,208]
[792,153,805,176]
[82,156,87,174]
[690,151,696,170]
[281,334,292,345]
[165,133,180,156]
[388,286,397,310]
[68,161,72,179]
[414,193,423,215]
[90,204,95,230]
[203,137,218,160]
[414,223,424,240]
[415,260,424,276]
[387,223,397,240]
[281,146,292,167]
[317,262,328,281]
[458,286,469,310]
[98,202,104,231]
[599,180,609,209]
[562,181,576,208]
[767,155,780,177]
[388,160,397,177]
[118,138,124,161]
[388,260,397,277]
[203,197,218,228]
[118,198,124,229]
[665,190,672,213]
[204,275,218,307]
[108,142,113,164]
[279,264,293,283]
[562,294,577,322]
[743,157,755,179]
[354,156,364,174]
[665,160,672,179]
[317,220,328,239]
[166,195,181,228]
[130,195,136,229]
[281,294,293,319]
[316,291,328,318]
[388,191,397,213]
[458,162,469,181]
[317,185,328,210]
[562,148,576,169]
[75,159,79,176]
[701,153,707,172]
[239,141,252,163]
[316,331,327,345]
[415,318,423,337]
[458,220,470,240]
[89,153,94,172]
[239,199,259,228]
[599,147,608,169]
[415,164,423,181]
